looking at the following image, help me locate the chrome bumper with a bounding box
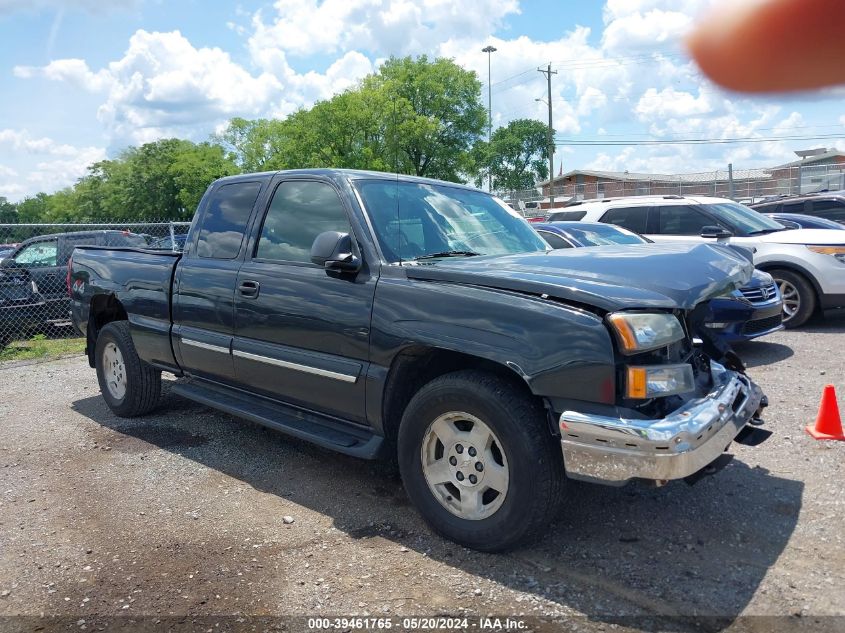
[559,363,764,485]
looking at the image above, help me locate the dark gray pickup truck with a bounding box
[70,169,769,551]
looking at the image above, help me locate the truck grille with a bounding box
[742,313,783,335]
[740,282,779,304]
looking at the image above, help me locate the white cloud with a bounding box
[0,129,106,201]
[8,0,833,195]
[0,128,94,157]
[248,0,519,60]
[14,58,112,92]
[635,87,715,120]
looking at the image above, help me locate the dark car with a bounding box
[1,230,147,327]
[69,169,769,552]
[148,233,188,252]
[0,244,19,259]
[750,191,845,224]
[0,262,44,347]
[763,213,845,231]
[534,222,783,343]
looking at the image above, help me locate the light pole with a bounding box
[482,45,497,192]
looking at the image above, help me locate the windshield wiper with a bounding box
[413,250,482,260]
[746,228,785,236]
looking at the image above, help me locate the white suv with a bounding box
[575,195,845,327]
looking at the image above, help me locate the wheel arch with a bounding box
[86,293,128,367]
[756,261,822,307]
[380,345,548,451]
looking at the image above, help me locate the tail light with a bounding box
[66,254,73,297]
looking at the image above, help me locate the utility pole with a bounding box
[482,45,497,192]
[538,64,557,208]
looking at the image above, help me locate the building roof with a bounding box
[540,167,772,187]
[774,148,845,168]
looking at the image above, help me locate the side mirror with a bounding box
[0,257,15,268]
[700,225,733,240]
[310,231,361,272]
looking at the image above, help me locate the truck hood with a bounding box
[405,242,753,312]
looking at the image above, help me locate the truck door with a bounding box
[172,180,263,384]
[232,177,376,424]
[11,237,60,304]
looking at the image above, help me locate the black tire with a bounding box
[95,321,161,417]
[770,269,816,328]
[397,370,564,552]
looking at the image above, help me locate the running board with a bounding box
[170,381,384,459]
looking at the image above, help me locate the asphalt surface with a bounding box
[1,313,844,632]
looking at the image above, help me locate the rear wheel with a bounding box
[770,269,816,328]
[95,321,161,417]
[397,370,564,552]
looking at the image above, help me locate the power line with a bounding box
[485,50,689,95]
[553,133,845,146]
[564,123,845,140]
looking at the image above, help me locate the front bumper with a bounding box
[706,297,783,343]
[559,363,764,485]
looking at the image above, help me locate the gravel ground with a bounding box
[0,314,844,632]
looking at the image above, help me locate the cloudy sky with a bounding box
[1,0,843,201]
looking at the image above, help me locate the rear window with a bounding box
[807,199,845,223]
[781,201,805,214]
[196,181,262,259]
[600,206,648,234]
[547,210,587,222]
[537,231,572,249]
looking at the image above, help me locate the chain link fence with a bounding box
[497,163,845,213]
[0,221,190,352]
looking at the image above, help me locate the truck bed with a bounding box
[70,246,182,370]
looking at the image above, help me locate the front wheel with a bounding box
[95,321,161,417]
[397,370,564,552]
[770,269,816,328]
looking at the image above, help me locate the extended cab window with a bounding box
[196,182,261,259]
[657,206,713,235]
[256,181,351,263]
[15,239,58,266]
[600,207,648,234]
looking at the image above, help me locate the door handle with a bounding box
[238,280,260,298]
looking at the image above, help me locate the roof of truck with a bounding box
[214,168,481,192]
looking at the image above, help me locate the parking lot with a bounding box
[1,314,844,631]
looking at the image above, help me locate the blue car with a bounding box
[534,222,784,343]
[763,213,845,231]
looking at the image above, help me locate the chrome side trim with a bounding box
[181,339,230,355]
[232,349,358,383]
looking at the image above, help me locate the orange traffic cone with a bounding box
[805,385,845,441]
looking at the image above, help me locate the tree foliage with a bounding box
[5,139,237,223]
[217,55,485,181]
[2,56,551,225]
[475,119,551,191]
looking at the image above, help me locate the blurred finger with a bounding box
[687,0,845,92]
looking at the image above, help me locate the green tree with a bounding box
[366,55,487,181]
[15,193,51,223]
[216,117,291,172]
[169,142,239,215]
[0,196,16,224]
[475,119,551,192]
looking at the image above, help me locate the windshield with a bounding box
[355,180,548,262]
[559,224,647,246]
[700,202,785,235]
